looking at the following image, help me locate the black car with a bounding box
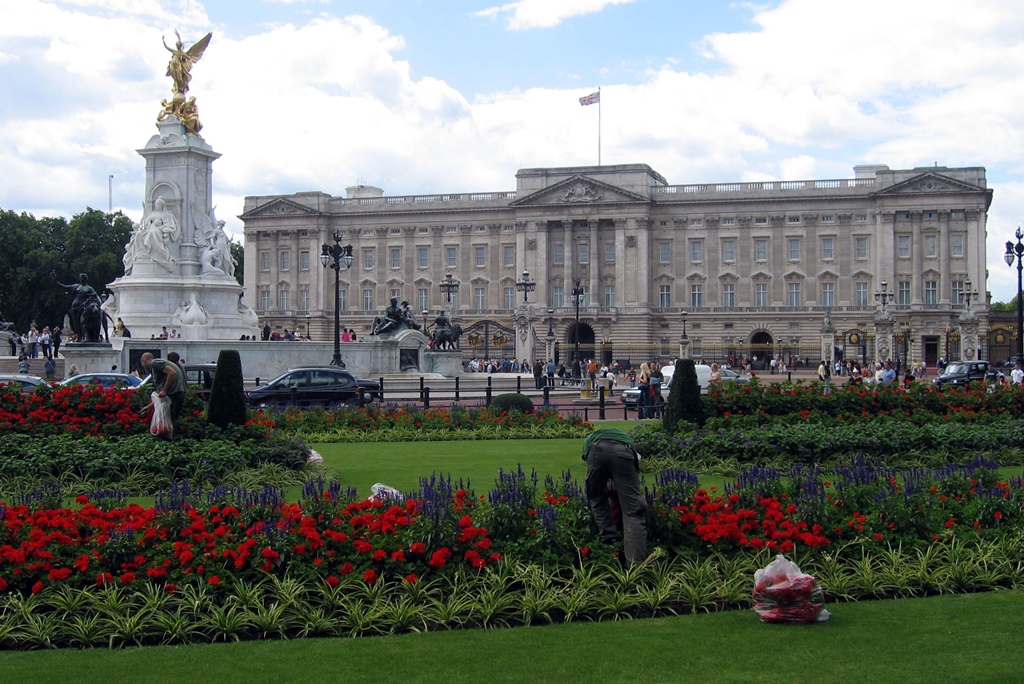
[182,362,217,401]
[933,360,1002,387]
[247,366,381,408]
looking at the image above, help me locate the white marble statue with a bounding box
[199,219,235,277]
[134,198,180,272]
[173,292,210,326]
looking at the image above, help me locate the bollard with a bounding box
[542,385,550,406]
[584,406,589,422]
[290,386,298,407]
[358,386,365,408]
[516,376,521,393]
[598,386,606,420]
[454,377,460,402]
[255,377,260,386]
[423,386,430,409]
[485,384,492,407]
[419,376,425,397]
[379,377,385,402]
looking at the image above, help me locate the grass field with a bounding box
[1,589,1020,683]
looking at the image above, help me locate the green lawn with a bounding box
[1,589,1020,683]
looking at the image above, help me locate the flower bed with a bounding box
[253,404,593,442]
[0,456,1022,647]
[702,379,1024,422]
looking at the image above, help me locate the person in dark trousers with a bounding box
[140,352,186,430]
[583,427,647,566]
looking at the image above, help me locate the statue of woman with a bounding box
[162,31,212,95]
[140,198,180,272]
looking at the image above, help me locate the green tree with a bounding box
[230,240,244,286]
[0,208,130,332]
[663,359,704,430]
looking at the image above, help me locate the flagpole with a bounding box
[597,87,602,166]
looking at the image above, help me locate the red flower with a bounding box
[208,576,221,586]
[31,581,44,594]
[75,495,89,505]
[363,569,378,584]
[404,573,418,584]
[325,575,340,588]
[410,542,426,554]
[120,572,136,584]
[340,563,354,576]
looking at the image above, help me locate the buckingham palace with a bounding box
[240,162,995,368]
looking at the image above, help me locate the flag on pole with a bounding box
[579,91,600,106]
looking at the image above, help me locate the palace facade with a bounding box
[241,163,996,368]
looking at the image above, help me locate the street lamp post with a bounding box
[570,279,585,378]
[545,308,556,362]
[439,272,460,317]
[679,310,689,359]
[515,269,536,303]
[874,279,894,311]
[319,233,353,367]
[1005,228,1024,368]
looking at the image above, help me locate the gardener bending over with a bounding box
[140,352,186,425]
[582,427,647,566]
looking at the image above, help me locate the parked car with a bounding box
[247,366,381,408]
[932,360,1002,387]
[182,362,217,401]
[620,364,749,407]
[60,373,143,390]
[0,373,47,391]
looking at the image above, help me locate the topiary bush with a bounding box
[663,359,703,430]
[489,392,534,413]
[206,349,249,429]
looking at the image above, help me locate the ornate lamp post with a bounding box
[439,272,460,317]
[874,279,894,311]
[898,321,913,371]
[1005,229,1024,367]
[545,308,556,362]
[319,233,353,367]
[678,310,689,360]
[515,269,536,303]
[570,279,585,378]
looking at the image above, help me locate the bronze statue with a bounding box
[431,310,462,350]
[57,273,109,343]
[163,31,212,95]
[371,297,407,336]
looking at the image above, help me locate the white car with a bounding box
[619,364,748,407]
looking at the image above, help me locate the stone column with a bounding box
[939,210,951,305]
[911,211,923,305]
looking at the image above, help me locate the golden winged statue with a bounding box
[162,30,212,95]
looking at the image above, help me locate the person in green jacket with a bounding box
[582,427,647,566]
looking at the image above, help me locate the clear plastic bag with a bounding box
[752,554,830,623]
[150,392,173,440]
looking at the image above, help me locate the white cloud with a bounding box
[474,0,639,30]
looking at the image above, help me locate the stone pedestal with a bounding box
[105,116,259,341]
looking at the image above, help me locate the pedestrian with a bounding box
[533,358,544,389]
[637,362,651,418]
[1012,362,1023,384]
[139,352,186,437]
[582,427,647,567]
[51,327,62,358]
[17,354,29,373]
[818,359,832,395]
[43,356,56,381]
[546,358,556,387]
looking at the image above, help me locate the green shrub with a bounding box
[207,349,248,429]
[663,359,703,430]
[490,393,534,413]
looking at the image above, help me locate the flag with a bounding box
[579,91,600,106]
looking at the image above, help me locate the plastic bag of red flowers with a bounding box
[150,392,173,440]
[752,554,830,624]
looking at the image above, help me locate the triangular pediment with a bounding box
[239,198,320,219]
[874,172,984,196]
[509,175,649,207]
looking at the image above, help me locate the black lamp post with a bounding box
[679,310,689,359]
[1006,228,1024,367]
[571,279,585,378]
[439,272,460,314]
[875,279,894,311]
[320,233,353,367]
[515,269,536,303]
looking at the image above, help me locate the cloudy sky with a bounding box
[3,0,1024,301]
